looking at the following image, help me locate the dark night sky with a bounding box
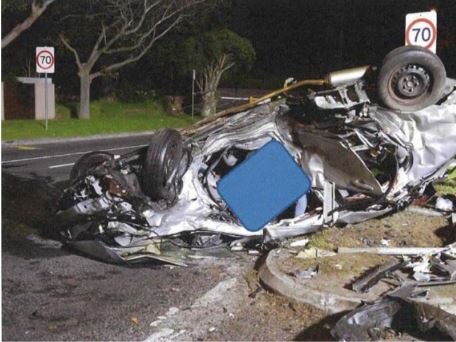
[3,0,455,94]
[228,0,456,84]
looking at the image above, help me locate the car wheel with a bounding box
[381,45,423,64]
[70,151,114,181]
[141,129,184,202]
[377,46,446,112]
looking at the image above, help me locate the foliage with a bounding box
[114,0,236,97]
[178,27,255,116]
[115,85,157,103]
[182,27,255,78]
[434,167,456,196]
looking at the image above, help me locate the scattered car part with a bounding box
[338,244,456,256]
[288,265,319,280]
[295,247,336,259]
[331,295,406,340]
[344,240,456,295]
[351,258,405,293]
[332,284,456,341]
[435,196,454,212]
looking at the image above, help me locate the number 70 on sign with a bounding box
[36,46,55,73]
[405,11,437,54]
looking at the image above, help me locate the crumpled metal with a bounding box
[55,80,456,264]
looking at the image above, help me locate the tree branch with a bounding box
[92,14,183,78]
[59,33,82,68]
[103,0,185,55]
[2,0,57,48]
[122,0,163,36]
[86,24,108,66]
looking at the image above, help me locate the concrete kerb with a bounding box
[1,131,156,147]
[258,249,365,314]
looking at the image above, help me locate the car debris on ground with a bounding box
[331,283,456,340]
[330,239,456,340]
[54,46,456,267]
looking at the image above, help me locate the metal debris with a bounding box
[343,242,456,289]
[289,266,319,280]
[295,247,336,259]
[289,238,310,248]
[331,295,405,340]
[332,284,456,341]
[338,244,456,256]
[436,197,454,212]
[55,46,456,265]
[351,258,405,293]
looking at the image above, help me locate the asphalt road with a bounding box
[2,133,155,182]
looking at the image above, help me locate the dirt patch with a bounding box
[214,291,328,341]
[307,210,451,251]
[283,253,392,281]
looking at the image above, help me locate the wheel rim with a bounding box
[389,64,432,102]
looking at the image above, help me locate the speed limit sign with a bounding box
[405,10,437,53]
[36,47,55,73]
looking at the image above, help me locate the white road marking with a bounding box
[48,162,75,169]
[145,277,240,341]
[2,144,147,164]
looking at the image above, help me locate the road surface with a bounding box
[2,134,154,181]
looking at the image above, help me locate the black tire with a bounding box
[377,46,446,112]
[381,45,423,65]
[70,151,114,181]
[141,129,184,201]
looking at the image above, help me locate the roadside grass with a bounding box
[434,167,456,195]
[1,99,199,141]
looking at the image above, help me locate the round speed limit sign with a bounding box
[405,11,437,53]
[36,47,55,73]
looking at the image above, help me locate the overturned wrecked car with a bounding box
[55,46,456,265]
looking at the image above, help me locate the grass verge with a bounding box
[2,99,199,141]
[434,167,456,195]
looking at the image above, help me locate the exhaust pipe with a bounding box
[325,66,371,87]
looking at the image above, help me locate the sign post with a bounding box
[36,47,55,130]
[191,69,196,119]
[45,73,48,130]
[405,10,437,53]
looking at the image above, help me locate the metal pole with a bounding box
[191,69,195,119]
[44,73,48,131]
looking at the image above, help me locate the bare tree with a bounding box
[182,28,255,117]
[60,0,203,119]
[198,53,235,117]
[1,0,57,48]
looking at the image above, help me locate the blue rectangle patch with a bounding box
[217,139,311,231]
